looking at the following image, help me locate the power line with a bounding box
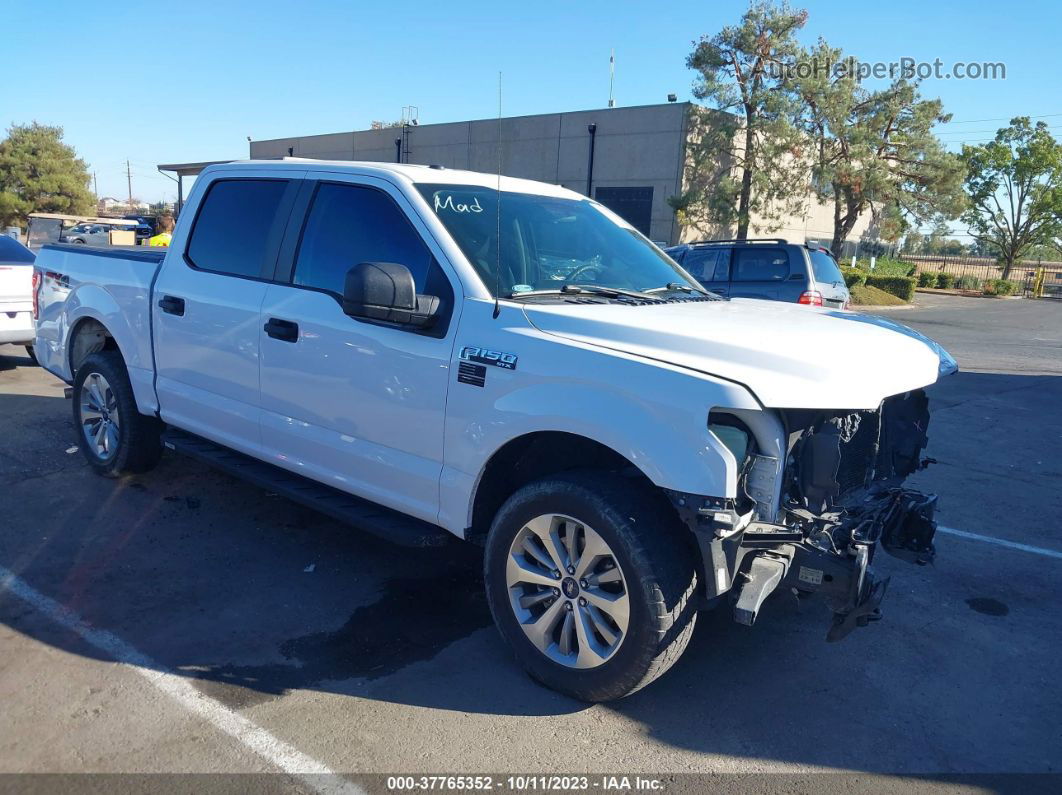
[935,123,1062,136]
[945,112,1062,124]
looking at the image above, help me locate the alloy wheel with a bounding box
[80,372,120,460]
[505,513,630,669]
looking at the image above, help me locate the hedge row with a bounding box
[864,274,917,302]
[840,267,867,287]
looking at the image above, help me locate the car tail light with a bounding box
[31,268,40,320]
[798,290,823,306]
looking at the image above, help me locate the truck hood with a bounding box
[522,297,956,410]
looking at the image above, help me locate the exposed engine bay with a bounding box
[674,388,939,641]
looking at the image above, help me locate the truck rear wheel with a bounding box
[484,472,698,702]
[72,351,162,477]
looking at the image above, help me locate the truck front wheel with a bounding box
[484,472,698,702]
[72,351,162,477]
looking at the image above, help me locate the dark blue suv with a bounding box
[664,239,850,308]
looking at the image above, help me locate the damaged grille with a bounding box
[835,411,879,494]
[788,390,931,513]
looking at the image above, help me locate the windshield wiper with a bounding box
[506,284,663,302]
[643,282,713,296]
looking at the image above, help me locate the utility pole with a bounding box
[126,160,133,211]
[93,172,98,200]
[608,49,615,108]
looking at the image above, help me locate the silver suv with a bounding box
[665,239,850,309]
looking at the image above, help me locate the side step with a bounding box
[161,428,451,548]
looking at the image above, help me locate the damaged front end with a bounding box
[678,389,939,642]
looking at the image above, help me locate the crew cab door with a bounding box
[152,170,303,454]
[257,176,459,524]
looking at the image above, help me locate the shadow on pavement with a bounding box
[1,369,1060,770]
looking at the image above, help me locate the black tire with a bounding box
[72,351,163,477]
[484,471,698,702]
[24,345,37,364]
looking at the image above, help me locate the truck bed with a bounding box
[34,243,166,414]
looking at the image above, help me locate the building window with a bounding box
[593,186,654,237]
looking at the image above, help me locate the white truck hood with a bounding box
[522,297,956,410]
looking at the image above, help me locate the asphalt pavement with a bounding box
[0,293,1059,789]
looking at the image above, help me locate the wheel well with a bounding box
[468,432,656,543]
[69,318,119,376]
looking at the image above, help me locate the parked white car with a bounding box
[0,235,37,360]
[33,160,956,701]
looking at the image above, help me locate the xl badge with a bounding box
[459,346,518,370]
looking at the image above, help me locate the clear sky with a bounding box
[7,0,1060,204]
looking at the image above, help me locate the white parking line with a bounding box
[938,525,1062,561]
[0,564,363,795]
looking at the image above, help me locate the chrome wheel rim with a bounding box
[505,513,629,669]
[80,372,120,460]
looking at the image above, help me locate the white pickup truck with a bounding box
[0,235,38,359]
[34,159,956,701]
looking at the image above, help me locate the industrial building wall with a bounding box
[249,103,690,243]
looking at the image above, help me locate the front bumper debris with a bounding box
[721,485,937,640]
[676,388,941,642]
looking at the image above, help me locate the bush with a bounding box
[865,274,916,302]
[956,275,982,290]
[984,279,1018,296]
[917,271,936,288]
[849,283,907,306]
[840,267,867,287]
[935,272,955,289]
[868,257,917,277]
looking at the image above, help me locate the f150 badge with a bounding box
[459,346,518,370]
[457,346,517,387]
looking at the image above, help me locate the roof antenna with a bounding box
[493,71,503,319]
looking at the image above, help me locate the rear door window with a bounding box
[684,248,730,282]
[186,179,291,278]
[732,248,791,281]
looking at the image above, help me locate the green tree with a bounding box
[0,123,94,229]
[961,117,1062,279]
[901,229,923,254]
[671,1,810,239]
[793,42,965,256]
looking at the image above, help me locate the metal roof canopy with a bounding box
[156,160,231,177]
[28,213,138,226]
[156,160,231,213]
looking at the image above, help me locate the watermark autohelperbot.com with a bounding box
[772,56,1006,81]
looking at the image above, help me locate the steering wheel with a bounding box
[564,261,605,284]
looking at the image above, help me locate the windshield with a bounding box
[416,184,699,298]
[808,248,844,284]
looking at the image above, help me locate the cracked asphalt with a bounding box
[0,293,1059,787]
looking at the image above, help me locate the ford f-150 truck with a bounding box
[34,159,955,702]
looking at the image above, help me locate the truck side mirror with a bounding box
[342,262,440,328]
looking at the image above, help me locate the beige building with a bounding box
[250,102,871,249]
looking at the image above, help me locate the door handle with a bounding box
[158,295,185,316]
[264,317,299,342]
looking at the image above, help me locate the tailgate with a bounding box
[0,264,33,303]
